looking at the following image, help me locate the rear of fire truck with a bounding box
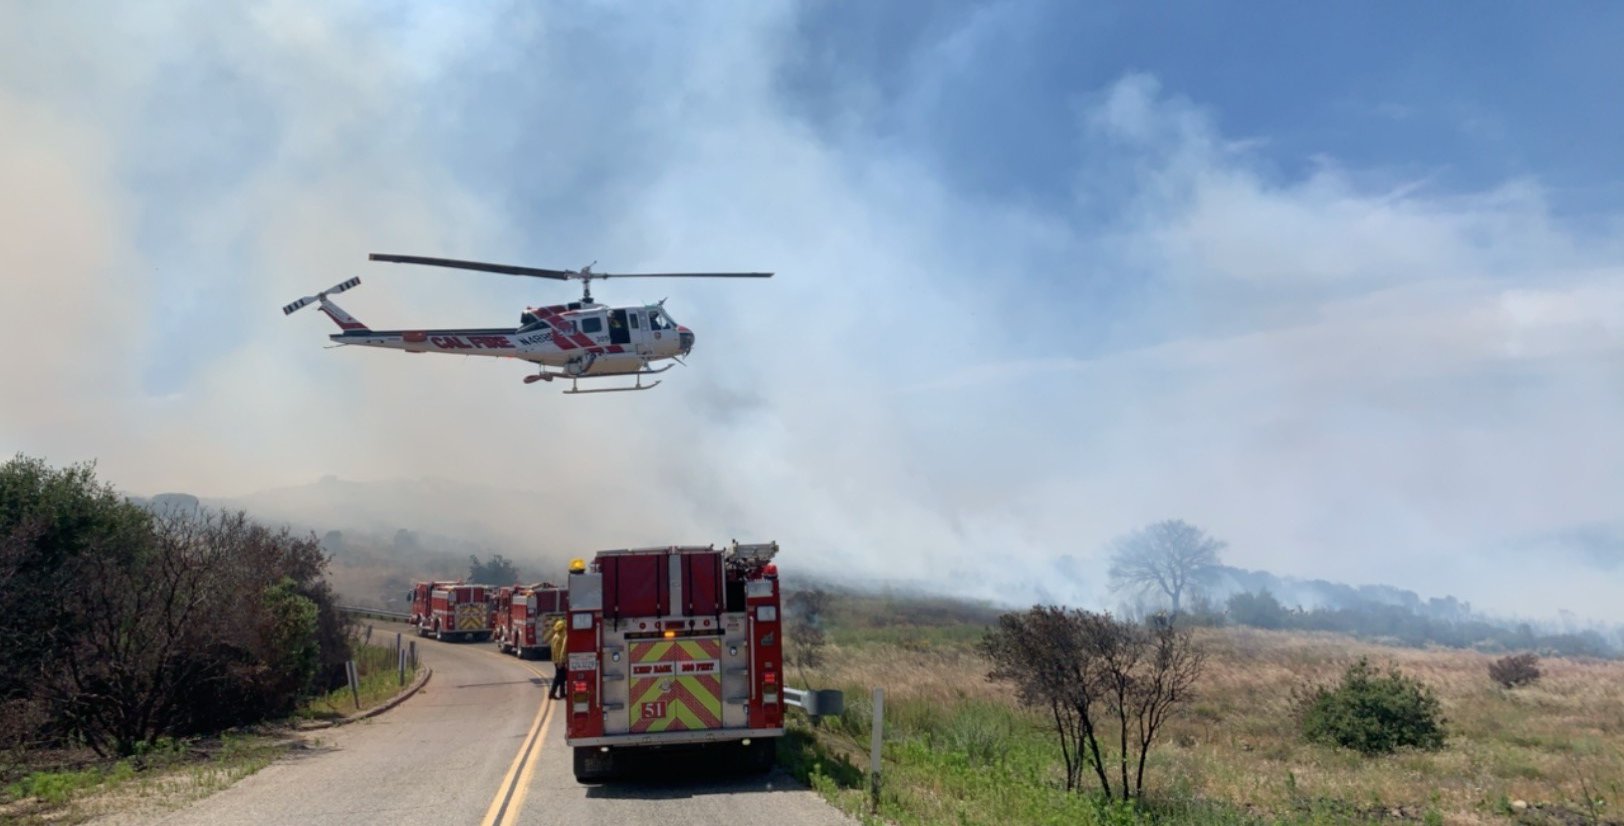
[501,583,568,660]
[565,541,784,782]
[430,584,492,642]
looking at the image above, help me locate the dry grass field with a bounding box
[792,613,1623,825]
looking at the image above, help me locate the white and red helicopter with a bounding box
[283,254,772,394]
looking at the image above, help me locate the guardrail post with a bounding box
[364,624,373,644]
[409,640,417,670]
[815,689,842,727]
[398,645,407,686]
[869,686,883,814]
[346,660,361,709]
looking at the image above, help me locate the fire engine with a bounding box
[493,582,569,659]
[407,581,493,642]
[565,541,785,782]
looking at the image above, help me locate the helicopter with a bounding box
[282,254,772,394]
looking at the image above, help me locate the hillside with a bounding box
[787,588,1624,825]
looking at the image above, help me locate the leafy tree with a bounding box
[1226,590,1289,629]
[469,553,520,585]
[261,577,320,699]
[0,456,153,705]
[1296,657,1446,754]
[1107,519,1224,616]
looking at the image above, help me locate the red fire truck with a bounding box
[493,582,569,659]
[407,580,493,642]
[565,541,784,782]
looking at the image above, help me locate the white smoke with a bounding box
[0,4,1620,620]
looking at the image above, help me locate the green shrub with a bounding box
[1226,590,1288,629]
[6,768,104,804]
[934,702,1014,767]
[1296,658,1446,754]
[262,577,320,702]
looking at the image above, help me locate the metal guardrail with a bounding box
[340,605,411,622]
[784,686,844,724]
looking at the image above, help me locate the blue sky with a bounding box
[783,1,1624,214]
[1,1,1620,619]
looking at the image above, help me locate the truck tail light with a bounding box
[763,671,777,685]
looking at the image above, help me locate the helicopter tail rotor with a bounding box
[282,277,361,316]
[282,277,369,332]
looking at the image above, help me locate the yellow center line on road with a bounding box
[478,657,556,826]
[499,683,559,826]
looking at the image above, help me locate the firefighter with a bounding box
[548,618,569,700]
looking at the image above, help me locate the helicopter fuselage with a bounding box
[287,254,762,393]
[328,300,693,378]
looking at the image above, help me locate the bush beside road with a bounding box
[295,635,423,723]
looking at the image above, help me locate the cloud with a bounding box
[0,4,1619,621]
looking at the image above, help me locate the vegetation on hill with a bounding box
[1218,588,1617,658]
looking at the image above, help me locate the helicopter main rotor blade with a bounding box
[369,254,772,281]
[594,272,773,279]
[368,254,574,280]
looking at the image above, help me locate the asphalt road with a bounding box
[95,621,850,826]
[513,681,852,826]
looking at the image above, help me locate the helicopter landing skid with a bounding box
[563,377,662,394]
[524,363,673,393]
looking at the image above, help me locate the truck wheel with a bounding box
[515,646,528,660]
[573,747,612,783]
[434,625,444,642]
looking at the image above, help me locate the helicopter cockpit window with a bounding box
[581,316,603,334]
[647,310,670,331]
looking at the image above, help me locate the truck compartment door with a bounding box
[627,639,723,733]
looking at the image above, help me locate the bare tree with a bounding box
[1123,616,1205,797]
[48,511,226,755]
[42,509,339,755]
[1107,519,1225,616]
[983,606,1205,800]
[981,606,1109,793]
[5,456,348,755]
